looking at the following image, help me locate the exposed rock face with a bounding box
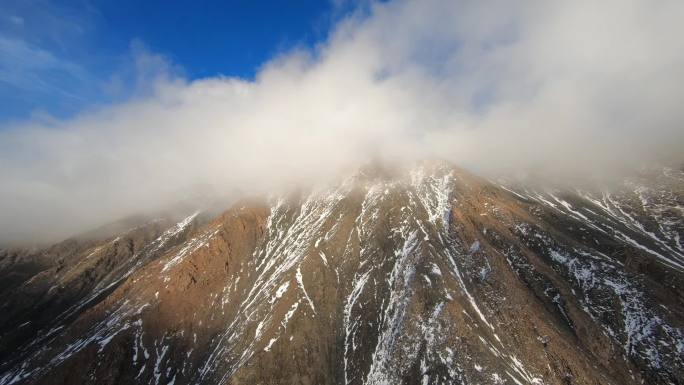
[0,163,682,385]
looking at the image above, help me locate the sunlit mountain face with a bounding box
[0,162,682,385]
[2,1,684,384]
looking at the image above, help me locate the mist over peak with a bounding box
[1,0,683,244]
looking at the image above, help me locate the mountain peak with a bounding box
[0,166,682,385]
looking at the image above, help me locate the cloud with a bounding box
[8,16,24,27]
[0,36,88,94]
[1,0,683,244]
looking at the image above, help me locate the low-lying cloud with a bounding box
[1,0,683,244]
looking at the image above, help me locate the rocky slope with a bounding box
[0,162,682,385]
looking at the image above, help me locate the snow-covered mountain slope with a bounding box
[0,162,682,385]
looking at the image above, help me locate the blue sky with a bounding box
[0,0,352,123]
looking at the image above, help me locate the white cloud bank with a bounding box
[1,0,683,243]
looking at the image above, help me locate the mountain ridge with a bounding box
[0,161,682,385]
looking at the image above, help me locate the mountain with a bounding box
[0,162,682,385]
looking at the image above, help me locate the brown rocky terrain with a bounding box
[0,162,682,385]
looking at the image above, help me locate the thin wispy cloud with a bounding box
[1,0,683,244]
[0,0,133,121]
[0,36,88,95]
